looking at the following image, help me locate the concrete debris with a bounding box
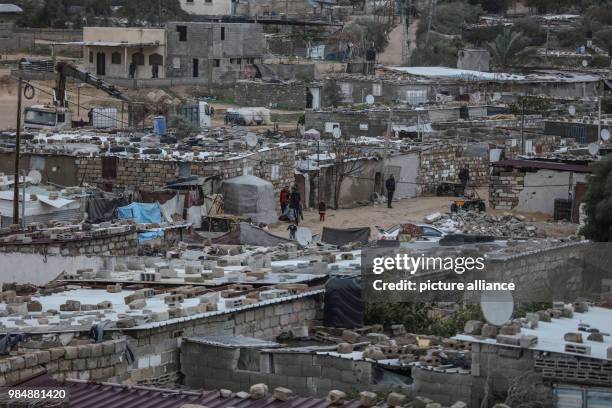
[249,383,268,399]
[426,211,541,238]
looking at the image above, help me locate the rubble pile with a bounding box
[425,211,541,238]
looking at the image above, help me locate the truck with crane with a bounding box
[22,61,132,131]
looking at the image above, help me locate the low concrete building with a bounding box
[82,27,167,79]
[489,159,591,218]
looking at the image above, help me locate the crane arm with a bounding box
[55,61,131,107]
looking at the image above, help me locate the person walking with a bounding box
[385,174,396,209]
[458,166,470,193]
[289,186,301,225]
[151,64,159,79]
[129,62,136,79]
[318,200,326,222]
[279,186,289,215]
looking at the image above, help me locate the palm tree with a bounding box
[487,29,532,69]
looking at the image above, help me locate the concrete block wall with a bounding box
[418,144,489,194]
[234,81,308,110]
[126,295,320,385]
[0,338,128,386]
[75,145,295,193]
[489,169,525,210]
[411,367,473,406]
[0,230,139,256]
[181,343,410,397]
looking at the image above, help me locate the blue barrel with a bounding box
[153,116,167,136]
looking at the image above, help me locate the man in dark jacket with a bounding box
[385,174,396,208]
[289,186,301,225]
[458,166,470,192]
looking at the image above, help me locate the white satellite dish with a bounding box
[295,227,313,246]
[601,129,610,141]
[28,170,42,185]
[245,132,258,148]
[582,59,588,67]
[480,291,514,326]
[568,105,576,116]
[365,94,375,105]
[492,92,501,101]
[588,142,600,156]
[332,127,342,139]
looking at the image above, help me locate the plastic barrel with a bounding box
[153,116,167,136]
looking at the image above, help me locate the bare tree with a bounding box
[330,137,361,210]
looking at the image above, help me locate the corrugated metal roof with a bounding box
[492,159,592,173]
[18,375,369,408]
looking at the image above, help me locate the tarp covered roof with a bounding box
[213,222,291,246]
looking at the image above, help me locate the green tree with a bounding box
[581,156,612,242]
[344,17,391,54]
[486,29,532,69]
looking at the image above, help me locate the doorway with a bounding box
[96,52,106,76]
[192,58,199,77]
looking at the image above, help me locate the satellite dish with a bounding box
[332,127,342,139]
[568,105,576,116]
[582,60,588,67]
[245,132,258,148]
[492,92,501,101]
[295,227,313,246]
[28,170,42,185]
[601,129,610,141]
[365,94,375,105]
[480,291,514,326]
[588,143,600,156]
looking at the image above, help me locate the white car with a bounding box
[375,224,446,241]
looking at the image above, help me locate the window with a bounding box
[421,227,442,237]
[205,0,212,2]
[213,59,220,67]
[186,0,193,2]
[230,58,241,65]
[149,53,163,66]
[132,52,145,66]
[177,25,187,42]
[324,122,340,133]
[111,52,122,65]
[102,157,117,180]
[172,57,181,69]
[220,26,225,40]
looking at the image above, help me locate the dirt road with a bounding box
[268,194,459,239]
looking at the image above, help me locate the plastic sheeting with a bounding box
[321,227,370,246]
[138,230,165,243]
[86,197,128,223]
[222,175,277,224]
[117,202,162,224]
[323,276,363,329]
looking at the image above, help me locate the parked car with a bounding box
[375,224,445,241]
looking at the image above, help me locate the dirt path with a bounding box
[268,193,460,240]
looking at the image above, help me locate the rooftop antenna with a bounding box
[245,132,258,149]
[295,227,313,246]
[27,170,42,185]
[588,142,600,156]
[480,290,514,326]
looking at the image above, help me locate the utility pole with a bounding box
[520,95,525,154]
[382,107,392,194]
[13,77,22,227]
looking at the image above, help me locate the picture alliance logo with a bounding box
[372,254,487,275]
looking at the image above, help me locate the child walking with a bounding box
[318,201,326,222]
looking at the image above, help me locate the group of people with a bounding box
[280,185,327,240]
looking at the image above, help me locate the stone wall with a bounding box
[181,343,411,397]
[0,28,82,52]
[418,144,489,194]
[125,294,321,385]
[0,338,128,386]
[0,229,139,257]
[74,145,294,193]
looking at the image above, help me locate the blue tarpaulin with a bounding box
[138,230,165,243]
[117,202,162,224]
